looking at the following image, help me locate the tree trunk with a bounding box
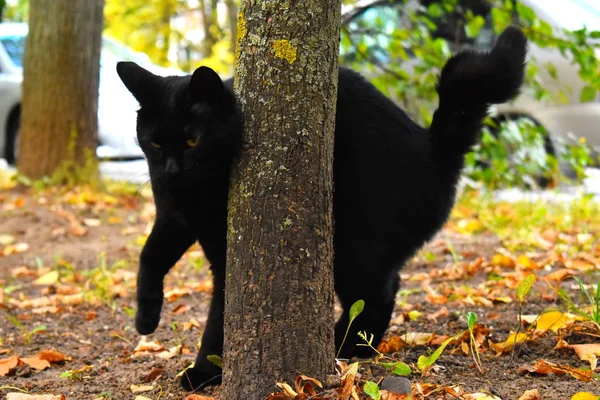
[224,0,237,55]
[223,0,341,398]
[199,0,218,57]
[18,0,104,180]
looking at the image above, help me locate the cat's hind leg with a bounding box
[335,272,400,359]
[180,263,225,391]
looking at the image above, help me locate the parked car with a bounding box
[0,22,182,164]
[341,0,600,165]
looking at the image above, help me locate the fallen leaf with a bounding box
[38,350,67,363]
[378,335,405,354]
[6,394,66,400]
[133,397,153,400]
[185,396,215,400]
[516,389,542,400]
[157,345,182,359]
[490,253,516,268]
[427,307,449,321]
[171,304,190,314]
[130,384,154,393]
[0,355,23,376]
[276,382,297,398]
[559,342,600,370]
[143,367,164,383]
[518,360,592,382]
[0,234,15,245]
[21,356,51,371]
[134,336,165,354]
[83,218,101,227]
[523,310,576,333]
[489,332,529,354]
[571,393,600,400]
[34,271,59,286]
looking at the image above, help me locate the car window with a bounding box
[0,35,25,68]
[525,0,600,31]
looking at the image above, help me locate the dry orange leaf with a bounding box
[184,395,215,400]
[544,268,577,282]
[518,360,593,382]
[134,336,165,354]
[171,304,190,314]
[0,355,23,376]
[516,389,542,400]
[377,335,405,354]
[21,356,51,371]
[38,350,67,363]
[565,258,597,272]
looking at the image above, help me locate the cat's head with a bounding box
[116,62,242,185]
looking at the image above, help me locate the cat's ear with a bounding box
[190,66,224,102]
[116,62,158,103]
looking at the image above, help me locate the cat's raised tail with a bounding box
[429,26,527,168]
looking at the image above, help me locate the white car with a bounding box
[342,0,600,163]
[0,22,182,164]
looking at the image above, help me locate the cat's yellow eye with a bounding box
[150,142,161,149]
[186,136,200,147]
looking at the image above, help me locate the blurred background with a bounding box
[0,0,599,195]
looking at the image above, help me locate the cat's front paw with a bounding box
[180,366,222,391]
[135,295,163,334]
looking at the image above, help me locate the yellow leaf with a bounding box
[130,384,154,393]
[491,254,516,268]
[490,332,529,354]
[534,310,575,333]
[571,393,599,400]
[34,271,59,286]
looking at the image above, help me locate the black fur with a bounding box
[116,26,527,392]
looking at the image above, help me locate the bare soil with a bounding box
[0,187,598,400]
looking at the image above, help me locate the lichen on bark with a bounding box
[223,0,342,398]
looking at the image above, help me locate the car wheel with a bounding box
[5,108,20,165]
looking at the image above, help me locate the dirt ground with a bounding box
[0,185,599,400]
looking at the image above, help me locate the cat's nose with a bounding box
[165,158,180,176]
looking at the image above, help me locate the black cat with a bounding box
[117,26,527,391]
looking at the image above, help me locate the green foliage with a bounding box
[417,333,461,372]
[558,278,600,329]
[466,312,483,373]
[380,361,412,376]
[337,299,365,358]
[207,354,224,368]
[357,330,384,357]
[363,381,382,400]
[341,0,599,189]
[517,274,536,302]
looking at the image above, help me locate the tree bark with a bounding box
[223,0,341,398]
[18,0,104,180]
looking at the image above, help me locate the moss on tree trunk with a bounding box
[223,0,341,397]
[18,0,104,181]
